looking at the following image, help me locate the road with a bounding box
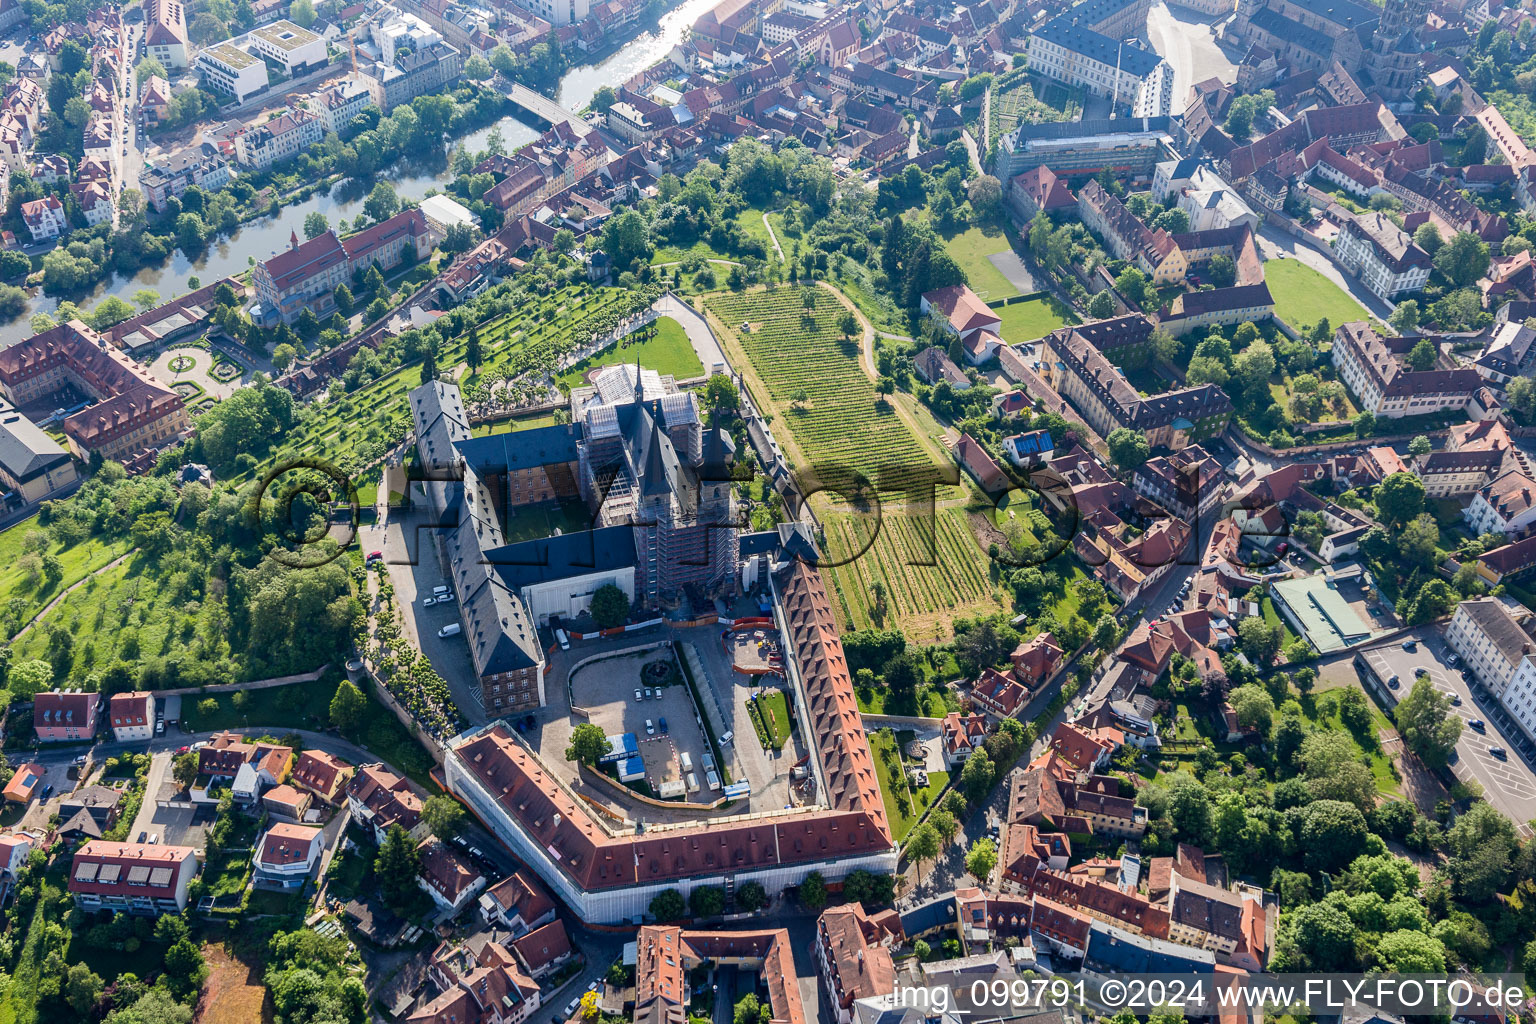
[1145,1,1239,110]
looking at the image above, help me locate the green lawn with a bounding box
[1265,258,1375,334]
[869,728,948,841]
[557,315,704,388]
[748,689,792,750]
[0,518,135,636]
[942,226,1022,301]
[1261,596,1301,646]
[994,296,1075,346]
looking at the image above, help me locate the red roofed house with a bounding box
[417,837,487,914]
[108,691,153,742]
[954,433,1010,494]
[261,783,313,822]
[0,833,33,881]
[1011,631,1064,688]
[1010,165,1076,219]
[290,749,354,805]
[1047,722,1117,776]
[347,763,426,844]
[2,762,43,803]
[971,666,1029,718]
[252,822,324,889]
[816,903,901,1024]
[941,711,988,766]
[33,689,98,742]
[479,870,558,934]
[410,937,542,1024]
[69,840,198,915]
[509,919,573,979]
[20,195,64,242]
[193,731,292,804]
[921,284,1003,365]
[252,230,350,327]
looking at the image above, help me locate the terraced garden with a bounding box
[987,72,1083,141]
[822,508,997,640]
[708,288,942,501]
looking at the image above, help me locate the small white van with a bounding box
[680,752,693,772]
[438,623,462,638]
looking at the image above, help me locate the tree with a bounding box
[272,343,297,372]
[1237,617,1282,665]
[961,748,995,800]
[1396,677,1462,767]
[798,870,827,909]
[1406,337,1436,371]
[172,750,198,789]
[1434,231,1491,288]
[8,659,50,697]
[1106,427,1150,470]
[188,12,228,43]
[649,888,686,920]
[736,881,767,911]
[374,824,422,910]
[602,209,652,272]
[135,56,166,83]
[288,0,316,25]
[1208,253,1237,288]
[1299,799,1369,872]
[905,823,940,876]
[1228,683,1275,737]
[1390,299,1421,334]
[329,679,366,731]
[582,584,633,632]
[365,182,399,224]
[1375,471,1425,527]
[965,838,998,881]
[735,995,771,1024]
[1414,222,1444,256]
[465,327,482,371]
[1088,291,1115,318]
[304,211,329,239]
[161,938,207,996]
[690,886,725,917]
[334,284,354,318]
[464,54,492,80]
[62,960,104,1016]
[566,722,610,766]
[1407,434,1433,457]
[422,794,466,839]
[838,309,859,340]
[1376,929,1446,972]
[1507,376,1536,418]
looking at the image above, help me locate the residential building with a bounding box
[914,346,970,389]
[233,108,325,170]
[1333,211,1432,300]
[1477,533,1536,586]
[33,689,97,742]
[920,285,1003,364]
[817,904,901,1024]
[196,43,269,104]
[941,712,987,766]
[57,786,123,839]
[143,0,187,68]
[251,230,349,326]
[69,841,198,915]
[252,822,324,889]
[1008,165,1075,220]
[1158,283,1275,337]
[139,75,171,125]
[306,78,373,134]
[478,870,557,934]
[1026,0,1164,105]
[20,195,65,242]
[347,763,425,844]
[1332,321,1482,418]
[140,145,232,212]
[1133,446,1225,518]
[1043,316,1233,449]
[359,39,462,111]
[1078,180,1181,283]
[508,920,572,980]
[972,666,1030,716]
[1003,429,1054,467]
[107,691,153,742]
[955,433,1009,493]
[290,749,353,804]
[194,731,292,803]
[262,783,313,821]
[1466,470,1536,537]
[1447,598,1536,746]
[417,837,486,913]
[409,938,542,1024]
[1474,321,1536,396]
[0,833,33,880]
[0,398,79,506]
[1011,632,1065,689]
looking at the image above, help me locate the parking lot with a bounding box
[1357,629,1536,828]
[569,649,718,803]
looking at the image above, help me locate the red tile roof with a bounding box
[108,691,152,729]
[509,919,572,974]
[923,284,999,336]
[257,822,322,867]
[291,750,352,800]
[33,690,96,731]
[69,841,196,898]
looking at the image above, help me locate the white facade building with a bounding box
[196,43,269,104]
[1332,211,1433,301]
[1447,599,1536,742]
[246,20,328,74]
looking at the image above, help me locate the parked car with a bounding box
[421,596,437,607]
[438,623,462,638]
[659,717,668,733]
[634,688,642,701]
[1491,746,1508,759]
[1388,677,1399,690]
[1402,640,1417,651]
[148,834,159,844]
[643,688,652,700]
[1451,694,1462,706]
[1470,719,1486,731]
[137,831,146,842]
[645,719,655,735]
[564,998,581,1018]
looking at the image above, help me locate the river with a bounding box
[0,0,719,345]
